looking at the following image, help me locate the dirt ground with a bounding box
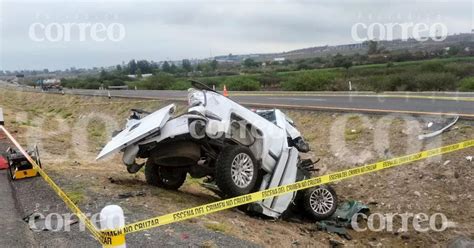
[0,89,473,247]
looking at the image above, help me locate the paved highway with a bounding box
[2,83,473,118]
[63,88,474,118]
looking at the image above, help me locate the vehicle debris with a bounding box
[316,222,352,240]
[447,236,474,248]
[328,239,345,247]
[118,191,146,199]
[107,176,116,183]
[98,80,338,220]
[418,116,459,140]
[307,201,369,240]
[22,212,40,223]
[23,213,50,232]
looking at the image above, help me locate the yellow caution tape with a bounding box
[101,230,126,247]
[0,126,106,244]
[1,125,472,244]
[112,139,474,235]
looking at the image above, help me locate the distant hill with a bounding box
[214,33,473,63]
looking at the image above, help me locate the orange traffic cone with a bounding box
[223,85,229,97]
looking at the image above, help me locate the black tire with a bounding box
[215,145,258,197]
[302,185,337,220]
[145,159,187,190]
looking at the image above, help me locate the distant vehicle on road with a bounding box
[37,78,62,91]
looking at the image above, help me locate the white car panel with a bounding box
[96,104,175,160]
[141,114,200,145]
[97,88,312,219]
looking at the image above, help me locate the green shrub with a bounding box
[373,74,404,92]
[258,73,281,88]
[281,71,338,91]
[62,78,102,89]
[275,67,292,73]
[419,61,444,72]
[459,77,474,91]
[223,77,261,91]
[135,72,175,90]
[191,78,222,89]
[217,71,239,76]
[414,72,457,91]
[350,71,458,92]
[169,80,192,90]
[445,63,474,77]
[378,72,417,91]
[102,79,126,87]
[348,75,383,91]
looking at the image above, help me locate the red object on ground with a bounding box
[223,85,229,97]
[0,156,7,170]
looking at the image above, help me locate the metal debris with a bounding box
[418,116,459,140]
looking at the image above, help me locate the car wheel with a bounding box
[215,145,258,197]
[145,159,187,190]
[302,185,337,220]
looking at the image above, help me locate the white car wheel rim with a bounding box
[309,188,334,215]
[231,153,254,188]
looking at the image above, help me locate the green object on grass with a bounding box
[331,200,369,224]
[317,200,370,240]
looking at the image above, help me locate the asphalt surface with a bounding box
[0,134,259,247]
[1,82,474,117]
[7,172,260,248]
[63,88,474,118]
[0,83,472,246]
[0,171,36,247]
[0,137,35,247]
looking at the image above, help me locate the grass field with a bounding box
[1,89,473,247]
[62,56,474,92]
[171,56,474,92]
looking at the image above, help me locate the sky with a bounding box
[0,0,472,71]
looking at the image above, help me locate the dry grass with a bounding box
[1,89,473,247]
[203,221,229,233]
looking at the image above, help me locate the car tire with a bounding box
[215,145,258,197]
[302,185,337,220]
[145,159,187,190]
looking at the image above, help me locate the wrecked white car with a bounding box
[97,81,337,220]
